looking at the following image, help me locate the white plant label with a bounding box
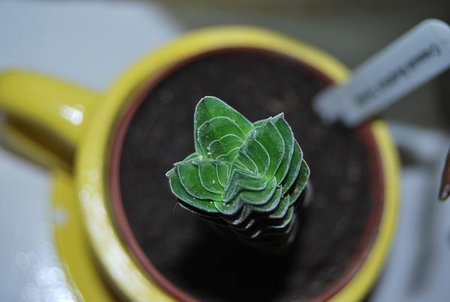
[313,19,450,126]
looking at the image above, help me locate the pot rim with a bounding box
[76,26,400,302]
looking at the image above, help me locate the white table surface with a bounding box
[0,1,449,301]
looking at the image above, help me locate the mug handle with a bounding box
[0,70,101,170]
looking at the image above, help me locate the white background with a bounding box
[0,1,449,301]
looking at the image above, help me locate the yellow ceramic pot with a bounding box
[0,27,399,302]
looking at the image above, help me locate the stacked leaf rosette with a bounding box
[166,97,310,250]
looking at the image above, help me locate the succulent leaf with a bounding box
[197,116,246,158]
[216,161,230,188]
[166,96,310,250]
[272,114,295,183]
[281,142,303,196]
[252,120,285,178]
[223,170,268,203]
[177,160,222,201]
[197,160,223,194]
[208,134,243,160]
[168,172,217,213]
[194,96,252,157]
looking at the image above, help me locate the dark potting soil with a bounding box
[119,49,373,301]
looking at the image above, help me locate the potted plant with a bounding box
[0,26,399,301]
[106,27,399,302]
[166,96,310,252]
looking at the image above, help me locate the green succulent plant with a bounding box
[166,96,310,250]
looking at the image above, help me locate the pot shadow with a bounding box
[175,218,301,302]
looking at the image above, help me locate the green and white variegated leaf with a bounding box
[166,96,310,247]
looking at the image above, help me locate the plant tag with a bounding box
[313,19,450,126]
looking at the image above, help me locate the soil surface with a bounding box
[119,49,374,301]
